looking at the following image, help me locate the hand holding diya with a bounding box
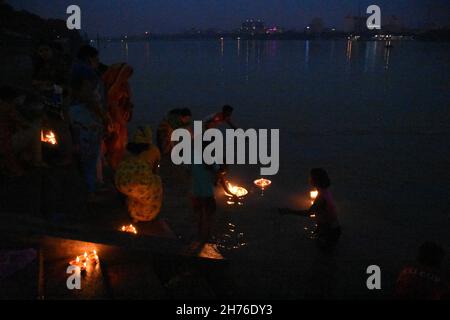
[310,190,318,205]
[308,190,319,217]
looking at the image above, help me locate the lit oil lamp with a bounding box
[69,256,87,272]
[254,178,272,195]
[310,190,318,205]
[69,250,99,272]
[88,250,99,264]
[121,224,138,234]
[225,183,248,205]
[227,183,248,198]
[308,190,319,217]
[254,178,272,190]
[41,130,58,145]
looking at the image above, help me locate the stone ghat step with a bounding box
[9,237,220,300]
[0,212,227,263]
[0,212,227,299]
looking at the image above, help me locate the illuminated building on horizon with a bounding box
[241,19,266,35]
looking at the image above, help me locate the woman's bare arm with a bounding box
[279,198,323,217]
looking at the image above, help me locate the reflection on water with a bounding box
[305,40,310,67]
[384,43,392,70]
[212,222,248,252]
[98,40,449,290]
[268,40,277,58]
[346,40,353,61]
[144,41,150,65]
[121,42,129,62]
[303,222,319,240]
[330,40,336,60]
[366,41,378,72]
[237,38,241,57]
[98,39,449,140]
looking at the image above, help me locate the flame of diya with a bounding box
[41,130,57,145]
[225,183,248,206]
[310,190,318,205]
[227,183,249,198]
[121,224,138,235]
[254,178,272,190]
[69,250,99,272]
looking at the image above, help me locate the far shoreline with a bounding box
[92,30,450,43]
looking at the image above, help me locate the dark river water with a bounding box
[101,39,449,131]
[100,39,449,297]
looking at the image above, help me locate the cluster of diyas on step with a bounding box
[69,250,99,272]
[120,224,138,235]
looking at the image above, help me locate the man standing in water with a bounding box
[204,105,237,130]
[191,139,238,244]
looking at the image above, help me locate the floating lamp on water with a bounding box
[225,183,248,205]
[254,178,272,195]
[120,224,138,235]
[227,183,248,198]
[254,178,272,190]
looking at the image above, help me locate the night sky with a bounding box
[8,0,450,35]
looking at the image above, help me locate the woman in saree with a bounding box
[115,126,163,223]
[102,63,134,170]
